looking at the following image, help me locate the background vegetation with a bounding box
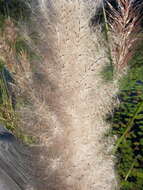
[103,1,143,189]
[0,0,35,144]
[0,0,30,21]
[108,42,143,190]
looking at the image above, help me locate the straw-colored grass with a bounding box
[17,1,118,189]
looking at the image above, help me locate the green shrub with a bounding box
[109,42,143,190]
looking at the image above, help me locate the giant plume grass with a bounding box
[1,0,143,189]
[14,1,118,189]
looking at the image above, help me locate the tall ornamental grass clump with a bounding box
[0,0,142,189]
[11,0,119,189]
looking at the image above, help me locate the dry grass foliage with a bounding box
[0,18,35,139]
[14,49,33,94]
[107,0,143,71]
[0,19,19,131]
[0,19,32,94]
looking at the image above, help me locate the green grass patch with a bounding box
[108,42,143,189]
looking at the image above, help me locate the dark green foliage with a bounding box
[111,91,143,189]
[0,0,30,21]
[109,42,143,189]
[0,61,17,131]
[101,64,114,81]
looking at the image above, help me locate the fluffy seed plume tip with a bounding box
[106,0,143,71]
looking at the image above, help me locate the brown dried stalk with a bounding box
[107,0,143,71]
[0,19,18,72]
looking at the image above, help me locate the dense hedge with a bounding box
[109,43,143,190]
